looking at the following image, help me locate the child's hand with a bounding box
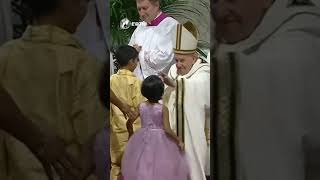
[128,110,139,122]
[133,44,142,52]
[178,141,185,151]
[119,103,137,120]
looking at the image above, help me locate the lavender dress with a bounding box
[121,103,189,180]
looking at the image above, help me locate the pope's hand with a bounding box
[133,44,142,52]
[159,72,176,87]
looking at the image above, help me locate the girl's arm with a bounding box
[162,105,184,150]
[126,105,140,138]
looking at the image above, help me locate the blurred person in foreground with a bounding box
[212,0,320,179]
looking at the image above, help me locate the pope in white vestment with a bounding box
[163,22,210,180]
[129,8,178,80]
[214,0,320,180]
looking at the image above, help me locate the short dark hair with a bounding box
[141,75,164,103]
[22,0,60,17]
[115,45,139,67]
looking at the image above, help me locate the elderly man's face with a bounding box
[136,0,160,23]
[175,53,197,76]
[212,0,273,44]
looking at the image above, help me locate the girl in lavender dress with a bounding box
[121,75,189,180]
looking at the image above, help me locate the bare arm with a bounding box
[126,105,140,138]
[110,89,124,109]
[110,90,138,120]
[162,105,183,148]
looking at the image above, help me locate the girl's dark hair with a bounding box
[114,45,139,68]
[141,75,164,103]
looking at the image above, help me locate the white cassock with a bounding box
[206,51,210,64]
[129,13,178,80]
[215,1,320,180]
[164,59,210,180]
